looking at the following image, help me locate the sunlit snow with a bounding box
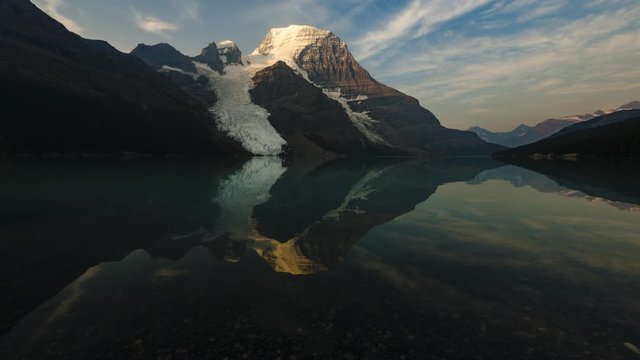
[250,25,387,144]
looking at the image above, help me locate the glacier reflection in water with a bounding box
[1,158,640,359]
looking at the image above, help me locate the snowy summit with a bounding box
[252,25,332,60]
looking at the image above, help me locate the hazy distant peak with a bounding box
[617,100,640,111]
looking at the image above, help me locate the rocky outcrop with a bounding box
[250,61,395,158]
[131,43,217,108]
[193,42,225,73]
[131,42,225,75]
[130,43,198,72]
[0,0,242,156]
[217,40,243,65]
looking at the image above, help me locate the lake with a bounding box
[1,157,639,359]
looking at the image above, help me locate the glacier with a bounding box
[194,62,287,156]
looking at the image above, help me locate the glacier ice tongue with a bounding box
[194,62,287,156]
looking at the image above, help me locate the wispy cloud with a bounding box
[131,0,201,39]
[132,10,179,39]
[359,1,640,129]
[177,0,200,22]
[353,0,492,60]
[33,0,83,34]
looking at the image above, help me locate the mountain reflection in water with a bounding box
[1,158,640,359]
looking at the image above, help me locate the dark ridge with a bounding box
[0,0,242,156]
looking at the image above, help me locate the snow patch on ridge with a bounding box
[194,62,287,155]
[322,88,387,144]
[159,65,195,78]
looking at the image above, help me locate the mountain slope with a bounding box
[130,43,219,108]
[130,43,199,73]
[250,61,393,157]
[471,102,640,148]
[495,110,640,158]
[0,0,241,155]
[550,108,640,138]
[251,25,500,156]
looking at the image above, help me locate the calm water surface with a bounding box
[1,158,639,359]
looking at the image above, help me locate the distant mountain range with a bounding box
[496,109,640,158]
[469,101,640,148]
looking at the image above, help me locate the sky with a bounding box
[32,0,640,131]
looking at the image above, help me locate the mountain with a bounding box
[0,0,241,156]
[193,42,225,72]
[129,43,199,73]
[618,101,640,111]
[134,25,502,157]
[551,107,640,138]
[130,43,219,107]
[470,102,640,148]
[217,40,243,65]
[470,110,607,148]
[495,109,640,158]
[250,61,389,156]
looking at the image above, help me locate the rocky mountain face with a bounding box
[135,25,501,157]
[193,42,225,72]
[495,109,640,158]
[217,40,243,65]
[130,43,221,107]
[0,0,241,156]
[130,43,199,72]
[252,25,500,156]
[250,61,394,157]
[471,101,640,148]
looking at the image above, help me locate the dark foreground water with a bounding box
[1,158,640,359]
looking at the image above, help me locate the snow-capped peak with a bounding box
[251,25,333,60]
[248,25,387,146]
[216,39,243,66]
[218,40,236,47]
